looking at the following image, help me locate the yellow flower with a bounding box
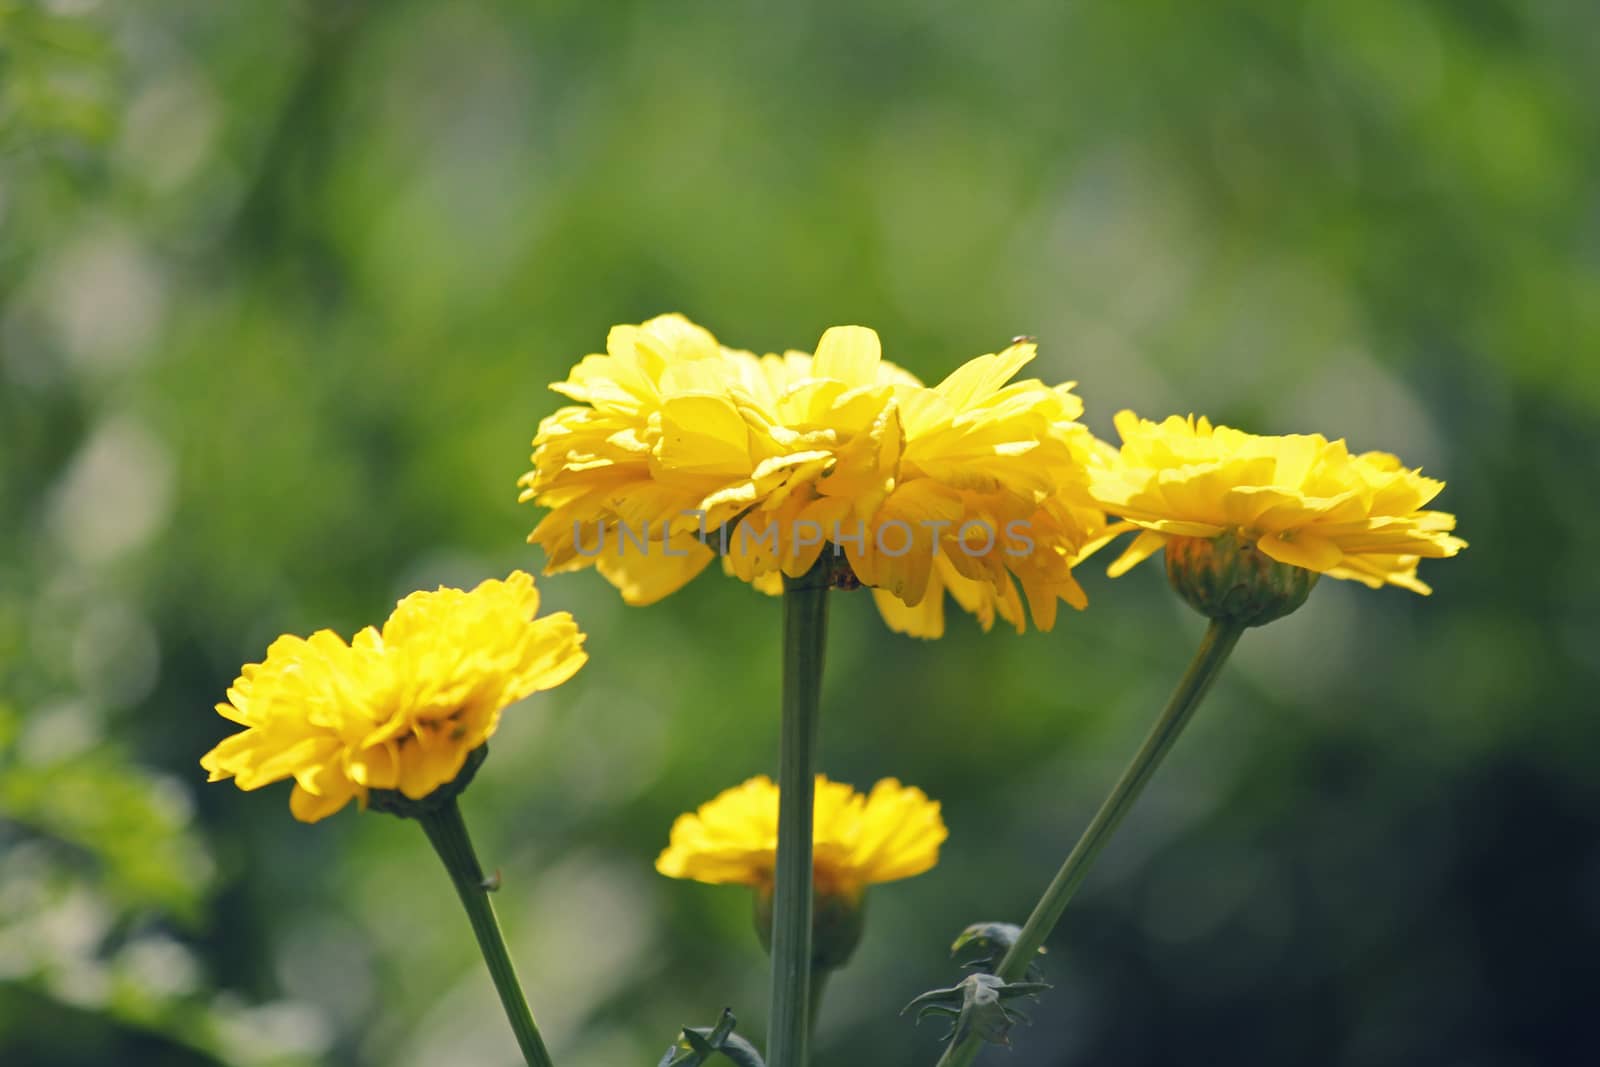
[1090,412,1467,594]
[201,572,587,822]
[655,774,947,901]
[521,314,1110,637]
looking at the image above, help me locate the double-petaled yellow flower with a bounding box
[656,774,947,901]
[520,314,1110,638]
[1090,412,1466,596]
[201,572,587,822]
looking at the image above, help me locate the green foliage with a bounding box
[0,703,208,918]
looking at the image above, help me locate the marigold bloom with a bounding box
[201,572,587,822]
[1090,412,1466,593]
[520,314,1110,637]
[656,774,947,901]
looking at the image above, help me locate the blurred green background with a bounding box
[3,1,1598,1064]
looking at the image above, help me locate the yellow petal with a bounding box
[1106,529,1168,578]
[811,325,882,386]
[290,779,356,823]
[657,394,753,478]
[931,342,1036,410]
[1256,530,1343,572]
[872,586,945,640]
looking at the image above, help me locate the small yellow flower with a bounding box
[655,774,947,901]
[201,572,587,822]
[1090,412,1467,594]
[521,314,1110,637]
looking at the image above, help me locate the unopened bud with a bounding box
[950,921,1045,981]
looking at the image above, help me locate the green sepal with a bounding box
[657,1009,766,1067]
[368,744,488,820]
[902,972,1051,1047]
[1166,530,1318,627]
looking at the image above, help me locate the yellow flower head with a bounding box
[520,314,1110,638]
[1090,412,1467,594]
[201,572,587,823]
[655,774,947,901]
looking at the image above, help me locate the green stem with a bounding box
[419,798,556,1067]
[936,619,1245,1067]
[767,566,831,1067]
[808,968,831,1042]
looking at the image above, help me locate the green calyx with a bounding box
[1166,531,1317,627]
[755,885,866,972]
[368,744,488,820]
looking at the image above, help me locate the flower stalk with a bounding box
[419,797,556,1067]
[935,618,1245,1067]
[767,562,832,1067]
[808,969,830,1041]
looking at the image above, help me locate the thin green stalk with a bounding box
[936,619,1245,1067]
[808,968,831,1041]
[767,567,831,1067]
[419,798,556,1067]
